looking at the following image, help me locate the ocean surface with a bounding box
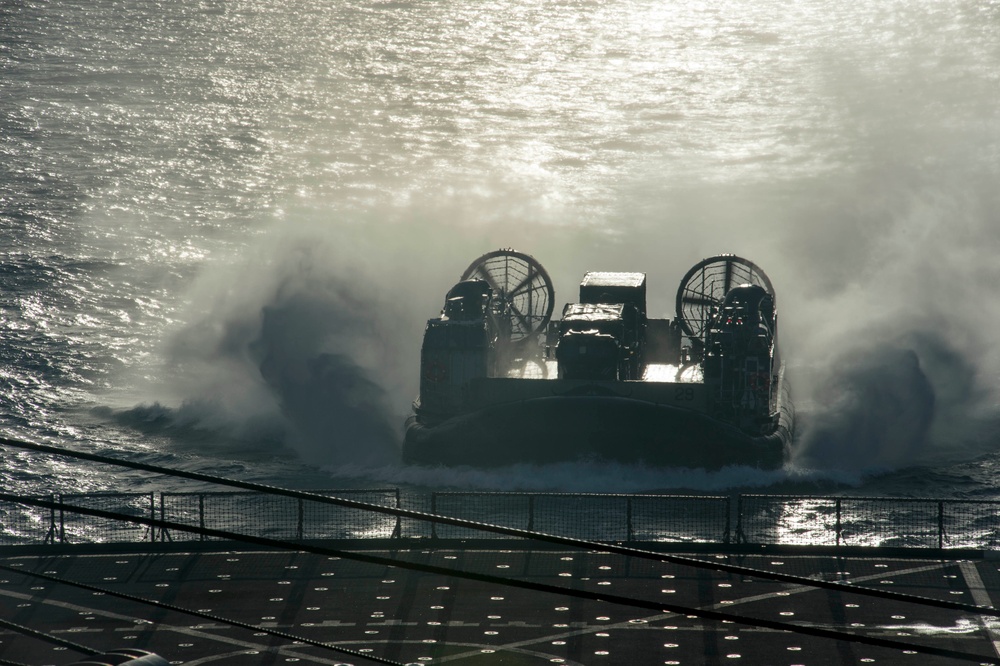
[2,0,1000,501]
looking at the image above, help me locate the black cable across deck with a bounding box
[0,563,405,666]
[2,436,999,619]
[0,616,100,659]
[2,492,997,665]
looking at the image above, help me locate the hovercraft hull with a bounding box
[404,389,793,469]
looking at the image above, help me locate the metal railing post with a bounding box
[938,501,945,549]
[147,493,155,542]
[626,497,633,542]
[835,498,842,547]
[734,495,745,544]
[723,495,732,544]
[199,494,206,542]
[392,489,402,539]
[159,493,174,543]
[44,495,56,544]
[58,495,66,544]
[430,493,438,539]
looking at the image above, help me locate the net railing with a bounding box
[157,489,403,542]
[3,491,1000,549]
[0,495,59,545]
[0,493,155,545]
[736,495,1000,548]
[429,492,730,543]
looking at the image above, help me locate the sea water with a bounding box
[2,0,999,502]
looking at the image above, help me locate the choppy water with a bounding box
[2,0,1000,500]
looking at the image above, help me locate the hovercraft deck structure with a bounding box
[404,250,793,468]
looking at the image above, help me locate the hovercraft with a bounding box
[403,249,793,468]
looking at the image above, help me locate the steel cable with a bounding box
[0,564,405,666]
[0,615,100,658]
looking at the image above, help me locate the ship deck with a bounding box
[3,544,1000,665]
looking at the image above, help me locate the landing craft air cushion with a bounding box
[403,249,793,468]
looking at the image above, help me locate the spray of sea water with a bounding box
[2,0,999,495]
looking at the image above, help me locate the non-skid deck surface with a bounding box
[1,548,999,665]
